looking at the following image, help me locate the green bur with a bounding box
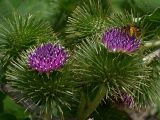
[73,39,155,119]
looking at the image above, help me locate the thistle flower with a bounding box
[112,92,133,108]
[114,93,133,108]
[102,27,140,53]
[121,94,133,108]
[28,43,68,73]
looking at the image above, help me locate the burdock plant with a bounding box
[1,0,160,120]
[6,43,73,120]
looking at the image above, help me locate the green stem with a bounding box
[43,112,52,120]
[77,85,106,120]
[76,92,87,119]
[43,104,52,120]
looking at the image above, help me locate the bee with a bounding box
[122,25,141,38]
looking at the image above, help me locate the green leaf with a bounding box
[0,113,17,120]
[142,8,160,39]
[50,0,79,32]
[0,92,5,112]
[0,0,52,21]
[3,96,30,120]
[111,0,160,16]
[133,0,160,14]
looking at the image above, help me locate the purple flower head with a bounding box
[113,93,133,108]
[28,43,68,73]
[102,27,140,53]
[121,94,133,108]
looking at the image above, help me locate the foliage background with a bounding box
[0,0,160,120]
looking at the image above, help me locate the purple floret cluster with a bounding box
[28,43,68,73]
[102,28,140,53]
[121,94,133,108]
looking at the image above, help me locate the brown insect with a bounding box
[122,25,141,38]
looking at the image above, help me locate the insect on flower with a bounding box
[122,25,141,38]
[102,25,141,53]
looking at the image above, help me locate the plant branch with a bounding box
[143,49,160,64]
[0,83,38,113]
[77,84,106,120]
[124,106,158,120]
[0,83,42,120]
[76,92,87,119]
[144,40,160,48]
